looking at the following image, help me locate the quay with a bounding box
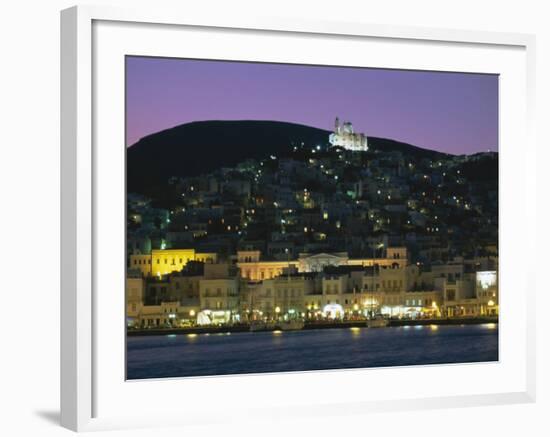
[127,316,498,336]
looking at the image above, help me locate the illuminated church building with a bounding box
[329,117,368,152]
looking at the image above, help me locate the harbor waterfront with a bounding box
[127,323,498,380]
[127,317,498,336]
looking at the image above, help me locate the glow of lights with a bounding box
[430,324,438,331]
[477,271,497,290]
[187,333,197,338]
[488,300,495,307]
[323,303,344,319]
[275,306,281,314]
[350,327,361,333]
[273,330,282,335]
[486,323,497,329]
[189,310,196,317]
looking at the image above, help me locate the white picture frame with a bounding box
[60,5,536,432]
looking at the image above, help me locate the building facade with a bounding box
[329,117,368,152]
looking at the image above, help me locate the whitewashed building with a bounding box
[329,117,368,152]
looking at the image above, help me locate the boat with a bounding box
[249,321,267,332]
[249,320,278,332]
[366,316,389,328]
[276,320,305,331]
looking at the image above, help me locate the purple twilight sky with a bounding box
[126,56,498,155]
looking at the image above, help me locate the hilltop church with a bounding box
[329,117,369,152]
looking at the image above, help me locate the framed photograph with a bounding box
[61,5,536,432]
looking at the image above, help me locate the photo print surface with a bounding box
[125,56,499,380]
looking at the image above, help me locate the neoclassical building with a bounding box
[236,247,408,281]
[329,117,368,152]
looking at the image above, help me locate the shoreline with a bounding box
[127,317,498,337]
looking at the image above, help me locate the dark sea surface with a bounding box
[126,323,498,380]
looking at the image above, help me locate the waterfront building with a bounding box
[476,271,498,316]
[235,248,409,281]
[441,274,478,317]
[271,274,313,316]
[126,275,144,324]
[129,301,182,328]
[127,248,499,324]
[129,248,218,277]
[199,277,240,316]
[236,250,299,281]
[168,274,202,309]
[129,254,152,277]
[398,290,442,318]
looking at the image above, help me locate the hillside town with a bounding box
[127,119,498,329]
